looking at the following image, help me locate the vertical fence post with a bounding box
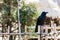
[40,26,43,40]
[8,26,10,40]
[24,25,27,40]
[38,25,40,40]
[45,25,48,40]
[51,20,54,40]
[17,0,22,40]
[54,23,57,40]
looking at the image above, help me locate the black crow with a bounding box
[35,11,48,32]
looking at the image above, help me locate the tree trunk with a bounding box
[21,24,25,32]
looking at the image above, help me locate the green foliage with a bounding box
[0,0,39,33]
[2,0,38,26]
[0,0,39,39]
[20,1,38,26]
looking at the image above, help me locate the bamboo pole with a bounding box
[54,24,57,40]
[51,20,54,40]
[38,25,40,40]
[17,0,21,40]
[24,25,27,40]
[8,26,10,40]
[40,25,43,40]
[45,25,48,40]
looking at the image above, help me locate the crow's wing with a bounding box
[35,16,46,32]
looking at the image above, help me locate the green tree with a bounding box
[2,0,18,40]
[3,0,13,40]
[20,1,38,32]
[1,0,18,40]
[1,0,38,40]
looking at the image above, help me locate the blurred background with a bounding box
[0,0,60,40]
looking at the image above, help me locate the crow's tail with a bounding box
[35,24,38,32]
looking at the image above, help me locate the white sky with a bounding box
[25,0,40,4]
[25,0,60,18]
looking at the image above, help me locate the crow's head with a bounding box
[41,11,48,16]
